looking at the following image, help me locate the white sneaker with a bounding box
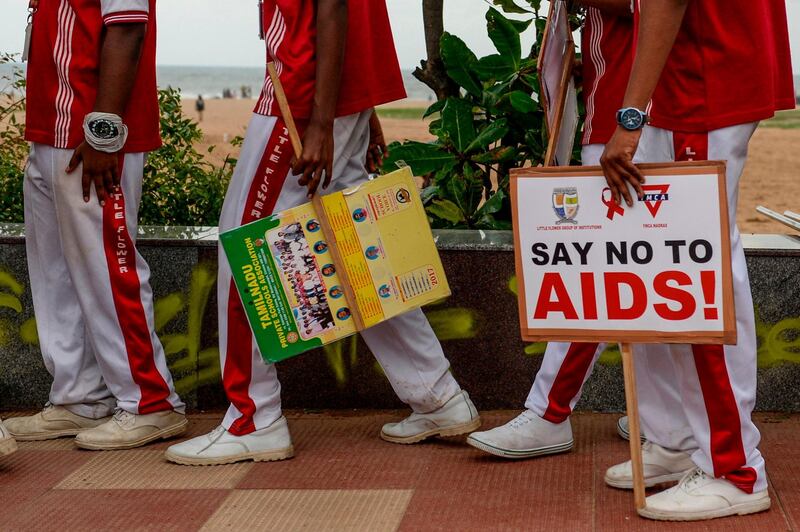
[466,410,573,459]
[165,417,294,466]
[0,418,17,457]
[616,416,647,442]
[380,390,481,444]
[75,410,187,450]
[604,441,695,489]
[4,404,110,441]
[638,468,771,521]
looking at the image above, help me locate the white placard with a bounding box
[511,163,736,344]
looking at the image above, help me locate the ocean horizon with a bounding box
[2,63,798,103]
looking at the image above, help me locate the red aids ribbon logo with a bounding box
[602,188,625,220]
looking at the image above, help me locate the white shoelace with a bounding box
[112,409,136,428]
[680,467,708,489]
[509,410,536,429]
[209,426,226,440]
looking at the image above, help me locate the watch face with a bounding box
[88,119,119,140]
[620,109,643,130]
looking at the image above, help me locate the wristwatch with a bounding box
[87,118,121,141]
[83,112,128,153]
[616,107,649,131]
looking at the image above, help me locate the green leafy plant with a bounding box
[139,87,238,226]
[0,54,29,223]
[383,3,584,229]
[0,56,237,226]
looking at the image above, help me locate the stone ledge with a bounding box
[0,225,797,412]
[1,224,797,254]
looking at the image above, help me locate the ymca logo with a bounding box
[639,184,670,217]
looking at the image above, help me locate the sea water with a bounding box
[0,63,435,101]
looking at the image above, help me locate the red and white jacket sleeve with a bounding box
[100,0,150,25]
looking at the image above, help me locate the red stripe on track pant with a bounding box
[636,124,765,493]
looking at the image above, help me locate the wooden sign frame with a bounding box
[510,161,737,345]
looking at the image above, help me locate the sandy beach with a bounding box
[182,98,436,160]
[184,98,800,234]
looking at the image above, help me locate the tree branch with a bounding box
[413,0,459,100]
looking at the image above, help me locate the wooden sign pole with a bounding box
[266,62,366,332]
[621,342,646,510]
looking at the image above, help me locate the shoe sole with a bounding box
[0,436,17,457]
[466,436,574,459]
[75,419,189,451]
[616,420,646,443]
[164,446,295,466]
[637,497,771,521]
[604,471,689,489]
[380,416,482,444]
[10,429,84,442]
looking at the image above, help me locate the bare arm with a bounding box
[93,25,147,115]
[366,109,388,173]
[67,24,146,205]
[599,0,689,206]
[577,0,632,17]
[293,0,348,198]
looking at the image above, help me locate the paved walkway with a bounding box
[0,411,798,531]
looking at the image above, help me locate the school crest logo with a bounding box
[552,187,579,224]
[639,184,671,218]
[396,188,411,204]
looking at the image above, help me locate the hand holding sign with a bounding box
[600,128,645,207]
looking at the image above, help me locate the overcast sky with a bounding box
[0,0,798,72]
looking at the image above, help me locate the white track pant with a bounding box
[217,111,461,435]
[525,125,765,493]
[635,124,765,493]
[24,144,184,418]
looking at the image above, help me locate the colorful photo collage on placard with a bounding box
[265,205,354,342]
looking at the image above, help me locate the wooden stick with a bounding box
[267,63,303,159]
[266,62,366,331]
[621,342,646,510]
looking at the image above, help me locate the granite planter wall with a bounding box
[0,225,798,412]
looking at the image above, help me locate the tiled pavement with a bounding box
[0,411,798,531]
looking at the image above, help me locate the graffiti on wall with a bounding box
[0,263,222,396]
[320,306,483,388]
[0,263,482,393]
[152,263,219,395]
[0,265,797,398]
